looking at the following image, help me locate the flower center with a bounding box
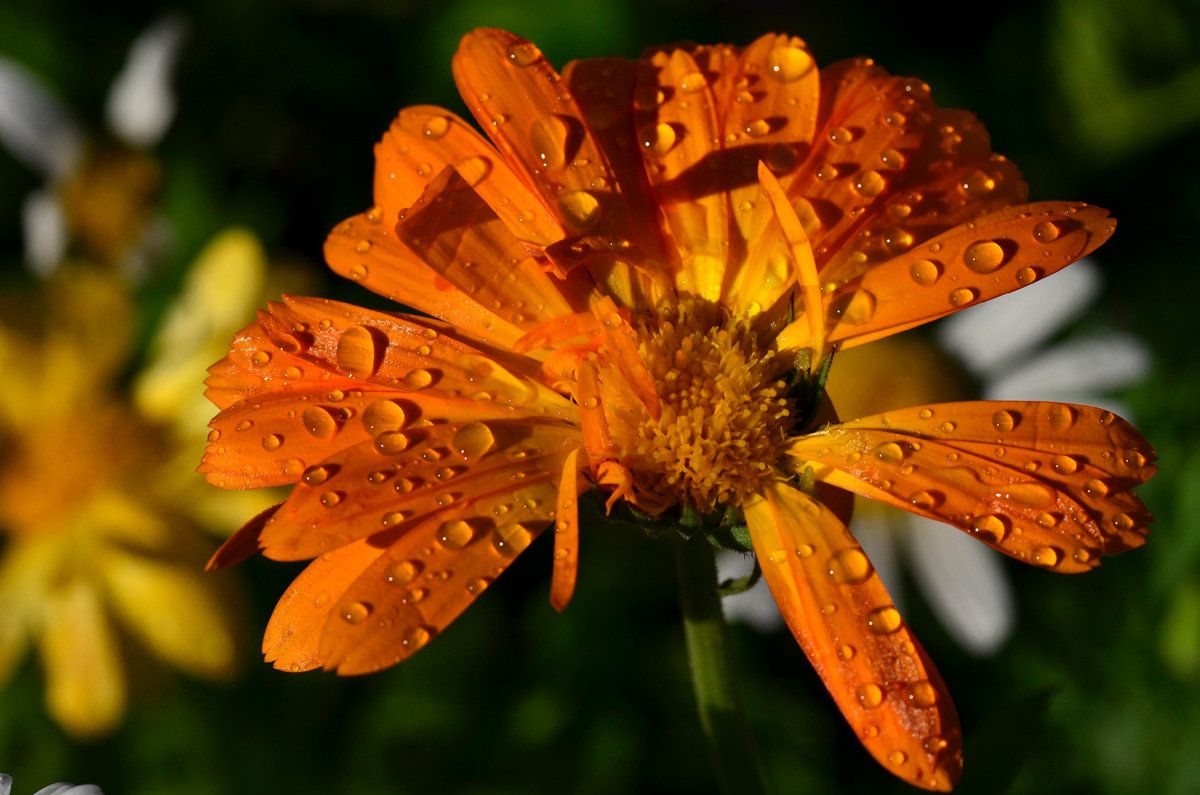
[624,299,796,513]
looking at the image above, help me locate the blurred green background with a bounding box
[2,0,1199,793]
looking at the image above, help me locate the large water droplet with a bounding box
[384,560,418,586]
[402,626,430,651]
[969,514,1007,543]
[506,41,540,67]
[991,409,1016,432]
[997,481,1056,509]
[261,434,283,451]
[960,169,995,199]
[529,114,570,171]
[455,155,492,187]
[640,122,676,156]
[1032,220,1060,243]
[830,290,876,325]
[373,430,409,455]
[827,548,872,584]
[1031,546,1059,567]
[857,683,884,708]
[336,325,381,378]
[558,190,601,232]
[909,259,941,285]
[949,287,978,307]
[302,407,339,440]
[905,680,937,708]
[342,601,371,624]
[493,522,532,557]
[1048,404,1076,430]
[423,115,450,139]
[437,519,473,549]
[963,240,1005,273]
[866,606,902,634]
[453,422,495,459]
[403,369,434,389]
[853,169,885,197]
[1083,478,1108,497]
[766,45,813,82]
[873,441,906,463]
[362,400,406,436]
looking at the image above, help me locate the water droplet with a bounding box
[873,441,906,463]
[829,126,854,145]
[404,369,434,389]
[1033,220,1060,243]
[335,326,380,377]
[963,240,1005,273]
[909,490,938,509]
[887,750,908,766]
[455,155,492,187]
[1048,404,1076,430]
[820,602,837,615]
[827,548,872,584]
[261,434,283,451]
[505,41,540,67]
[558,190,601,232]
[866,606,902,634]
[795,544,814,559]
[348,264,368,281]
[815,164,838,182]
[302,407,339,440]
[362,400,406,436]
[1112,512,1135,532]
[1083,478,1108,497]
[991,410,1016,432]
[373,430,410,455]
[1015,265,1039,286]
[744,118,770,138]
[882,227,913,255]
[970,514,1007,543]
[1072,548,1093,564]
[384,560,418,585]
[766,45,813,82]
[909,259,941,285]
[402,626,430,650]
[282,458,306,477]
[529,114,570,171]
[1036,512,1058,528]
[960,169,995,198]
[1031,546,1059,567]
[437,519,473,549]
[466,577,489,595]
[453,422,495,459]
[250,349,271,366]
[949,287,978,307]
[830,290,876,325]
[341,602,371,624]
[678,71,707,93]
[905,680,937,708]
[493,523,532,557]
[640,122,676,156]
[853,169,885,197]
[235,420,253,432]
[837,644,856,660]
[857,683,884,708]
[879,148,906,169]
[319,490,342,508]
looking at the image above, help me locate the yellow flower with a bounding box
[0,229,270,738]
[203,30,1155,790]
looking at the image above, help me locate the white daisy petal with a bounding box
[21,190,68,275]
[717,550,783,632]
[903,515,1014,657]
[0,56,82,178]
[936,259,1102,378]
[851,510,905,614]
[983,333,1152,400]
[1,773,11,795]
[33,785,104,795]
[104,14,188,148]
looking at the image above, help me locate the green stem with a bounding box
[673,537,769,795]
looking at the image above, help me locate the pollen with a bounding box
[628,299,796,513]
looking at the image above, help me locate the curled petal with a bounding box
[790,401,1155,571]
[744,482,961,791]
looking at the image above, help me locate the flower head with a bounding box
[204,29,1155,790]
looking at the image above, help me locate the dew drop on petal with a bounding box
[452,421,495,459]
[1031,546,1059,567]
[402,626,430,651]
[857,683,884,708]
[1015,266,1039,285]
[640,122,677,156]
[873,441,906,463]
[1033,220,1060,242]
[529,114,569,171]
[827,548,872,584]
[991,410,1016,432]
[336,325,380,377]
[404,369,434,389]
[437,519,473,549]
[362,400,407,436]
[766,45,813,82]
[1051,454,1078,474]
[373,431,410,455]
[302,407,339,440]
[949,287,978,307]
[866,607,901,635]
[384,560,418,586]
[506,41,540,66]
[888,750,908,766]
[909,259,941,285]
[744,118,770,138]
[963,240,1005,273]
[905,680,938,708]
[678,70,707,93]
[1048,404,1076,430]
[969,514,1007,543]
[558,190,601,232]
[1084,478,1109,497]
[853,169,885,197]
[261,434,283,451]
[342,602,371,624]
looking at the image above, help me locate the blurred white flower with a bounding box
[722,259,1151,656]
[0,14,186,275]
[0,775,104,795]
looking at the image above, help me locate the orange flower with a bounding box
[203,29,1155,790]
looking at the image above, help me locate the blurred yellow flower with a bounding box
[0,229,272,738]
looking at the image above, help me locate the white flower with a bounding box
[722,259,1151,656]
[0,14,186,275]
[0,775,104,795]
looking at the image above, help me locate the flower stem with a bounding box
[673,537,768,795]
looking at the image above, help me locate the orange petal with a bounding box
[789,401,1155,571]
[315,466,561,674]
[262,537,389,672]
[207,502,281,570]
[757,161,822,361]
[452,30,639,251]
[374,105,561,247]
[550,448,582,611]
[743,482,961,791]
[592,297,661,419]
[324,211,525,351]
[394,167,581,331]
[792,60,1026,281]
[256,419,581,561]
[778,202,1115,352]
